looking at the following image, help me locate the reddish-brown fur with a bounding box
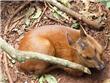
[18,25,104,75]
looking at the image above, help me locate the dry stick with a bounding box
[2,3,28,80]
[12,15,25,25]
[46,15,64,24]
[104,37,110,51]
[8,20,21,33]
[4,1,31,34]
[47,2,69,21]
[29,2,48,29]
[0,37,91,74]
[0,53,6,83]
[3,53,13,83]
[44,0,103,29]
[46,3,67,24]
[36,2,48,27]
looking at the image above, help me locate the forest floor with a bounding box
[1,1,110,83]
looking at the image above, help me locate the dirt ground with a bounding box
[1,1,110,83]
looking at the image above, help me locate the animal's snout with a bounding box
[93,56,105,70]
[97,63,105,70]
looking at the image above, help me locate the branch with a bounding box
[44,0,103,29]
[4,1,31,34]
[3,53,13,83]
[0,53,6,83]
[0,37,91,74]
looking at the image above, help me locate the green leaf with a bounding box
[44,74,57,83]
[71,22,80,29]
[24,7,35,27]
[107,2,110,8]
[25,18,30,26]
[98,0,110,9]
[52,7,61,19]
[25,7,35,18]
[39,76,45,83]
[31,7,42,19]
[53,12,61,19]
[52,7,69,20]
[38,74,57,83]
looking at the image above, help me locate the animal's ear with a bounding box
[66,33,73,45]
[80,26,87,39]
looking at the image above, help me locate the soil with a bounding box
[1,1,110,83]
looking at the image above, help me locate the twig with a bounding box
[44,0,103,29]
[4,1,31,34]
[47,2,69,21]
[9,20,21,33]
[3,53,13,83]
[104,37,110,51]
[12,15,25,25]
[36,2,48,27]
[45,15,64,24]
[0,53,6,83]
[29,2,48,28]
[0,37,91,74]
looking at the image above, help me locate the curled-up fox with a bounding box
[18,25,105,75]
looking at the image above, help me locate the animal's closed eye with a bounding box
[80,42,85,49]
[78,42,87,50]
[85,56,92,60]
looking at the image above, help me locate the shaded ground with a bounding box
[1,1,110,83]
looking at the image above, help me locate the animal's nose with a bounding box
[97,63,105,70]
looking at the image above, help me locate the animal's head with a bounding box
[67,27,105,70]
